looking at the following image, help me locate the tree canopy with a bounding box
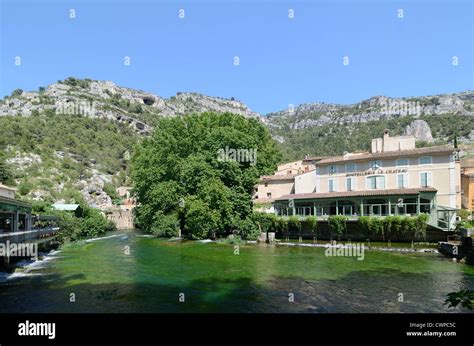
[131,112,281,239]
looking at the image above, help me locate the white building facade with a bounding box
[274,130,461,231]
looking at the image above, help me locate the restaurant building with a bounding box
[274,130,461,231]
[0,184,33,233]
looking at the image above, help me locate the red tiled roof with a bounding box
[260,174,295,181]
[317,146,455,165]
[302,156,328,163]
[275,187,437,201]
[253,198,275,204]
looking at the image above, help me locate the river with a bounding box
[1,230,474,313]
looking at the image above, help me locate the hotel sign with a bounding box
[346,168,407,177]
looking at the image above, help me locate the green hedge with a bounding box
[250,213,318,239]
[358,214,429,241]
[327,215,347,240]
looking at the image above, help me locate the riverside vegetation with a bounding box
[31,199,117,244]
[249,213,430,242]
[131,112,281,240]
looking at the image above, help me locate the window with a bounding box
[264,182,268,187]
[397,173,408,188]
[419,156,432,165]
[267,192,272,198]
[346,163,356,173]
[370,160,382,170]
[396,158,409,167]
[420,172,432,187]
[329,178,337,192]
[328,165,337,174]
[366,175,385,189]
[346,177,355,191]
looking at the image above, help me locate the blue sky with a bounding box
[1,0,473,114]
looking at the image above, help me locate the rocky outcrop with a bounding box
[6,152,42,170]
[0,79,261,136]
[266,93,474,130]
[75,171,113,209]
[405,120,434,142]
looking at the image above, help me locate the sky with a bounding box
[0,0,473,114]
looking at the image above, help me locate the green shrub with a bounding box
[287,216,302,235]
[415,213,429,240]
[54,206,117,243]
[17,180,33,196]
[358,215,426,241]
[252,212,277,234]
[104,183,122,205]
[185,198,219,240]
[358,216,371,238]
[0,154,13,185]
[237,217,260,240]
[328,215,347,240]
[303,216,318,235]
[11,89,23,97]
[150,211,179,237]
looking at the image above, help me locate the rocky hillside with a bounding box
[265,92,474,160]
[1,77,259,132]
[1,77,474,208]
[0,77,260,208]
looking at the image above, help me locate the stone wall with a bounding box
[106,207,134,230]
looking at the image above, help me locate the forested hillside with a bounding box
[0,78,258,207]
[1,78,473,208]
[265,93,474,161]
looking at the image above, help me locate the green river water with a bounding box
[1,230,474,313]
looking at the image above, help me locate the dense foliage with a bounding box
[0,153,13,185]
[445,290,474,310]
[131,112,281,239]
[327,215,348,240]
[358,214,429,241]
[32,200,117,243]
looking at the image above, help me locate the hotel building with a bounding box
[273,130,461,231]
[461,160,474,212]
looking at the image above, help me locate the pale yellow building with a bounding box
[274,159,316,176]
[461,160,474,212]
[253,159,320,204]
[274,130,461,231]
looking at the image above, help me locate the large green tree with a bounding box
[131,112,281,239]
